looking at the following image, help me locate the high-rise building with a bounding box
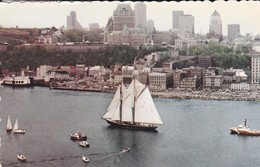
[146,19,154,34]
[251,55,260,85]
[89,23,100,31]
[112,4,135,31]
[67,11,82,29]
[228,24,240,41]
[179,15,194,37]
[134,2,146,30]
[172,10,184,30]
[209,10,222,36]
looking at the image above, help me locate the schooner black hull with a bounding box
[106,120,158,131]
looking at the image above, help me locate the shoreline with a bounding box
[49,86,260,102]
[2,84,259,102]
[151,90,260,102]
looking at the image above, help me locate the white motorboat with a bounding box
[17,154,26,161]
[82,155,90,163]
[122,147,130,153]
[13,118,26,134]
[79,141,90,147]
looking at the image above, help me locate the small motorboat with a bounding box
[122,147,130,153]
[69,131,87,141]
[17,153,26,161]
[79,141,90,147]
[82,155,90,163]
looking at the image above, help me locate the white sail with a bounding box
[13,118,18,130]
[102,85,121,120]
[7,116,12,130]
[103,78,163,126]
[135,87,164,125]
[121,84,133,122]
[127,79,146,108]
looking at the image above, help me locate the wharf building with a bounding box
[67,11,82,29]
[209,10,222,37]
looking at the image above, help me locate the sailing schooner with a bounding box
[102,78,163,131]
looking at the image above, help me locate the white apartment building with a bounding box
[203,75,223,90]
[231,82,250,91]
[148,72,173,90]
[251,55,260,85]
[36,65,53,81]
[175,38,197,50]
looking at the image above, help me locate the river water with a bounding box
[0,86,260,167]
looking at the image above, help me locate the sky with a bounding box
[0,1,260,36]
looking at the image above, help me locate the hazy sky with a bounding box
[0,1,260,36]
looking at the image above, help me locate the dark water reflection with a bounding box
[1,86,260,167]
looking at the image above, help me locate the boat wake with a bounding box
[1,150,129,166]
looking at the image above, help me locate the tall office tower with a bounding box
[89,23,100,31]
[134,2,146,29]
[179,14,194,37]
[172,10,184,30]
[146,19,154,34]
[209,10,222,36]
[67,11,82,29]
[113,4,135,31]
[251,55,260,85]
[228,24,240,41]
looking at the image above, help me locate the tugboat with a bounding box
[69,131,87,141]
[230,119,260,136]
[230,119,247,134]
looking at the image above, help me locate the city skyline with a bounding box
[0,1,260,36]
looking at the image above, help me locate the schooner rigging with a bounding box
[102,77,163,131]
